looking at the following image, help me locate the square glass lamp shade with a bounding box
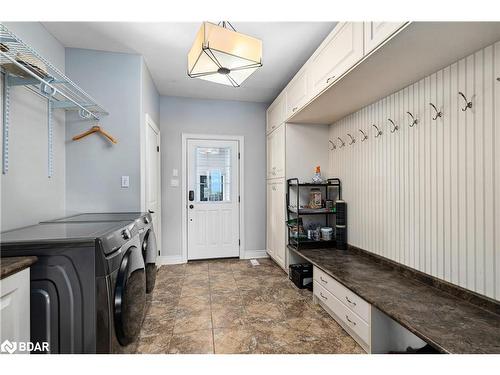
[188,22,262,87]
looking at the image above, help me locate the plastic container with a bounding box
[321,227,333,241]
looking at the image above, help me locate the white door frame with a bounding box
[140,113,162,254]
[181,133,245,262]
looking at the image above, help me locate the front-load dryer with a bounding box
[0,221,146,353]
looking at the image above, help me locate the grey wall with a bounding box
[1,22,66,231]
[65,48,143,213]
[159,96,267,258]
[141,60,159,125]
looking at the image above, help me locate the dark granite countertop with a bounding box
[290,247,500,354]
[0,256,37,280]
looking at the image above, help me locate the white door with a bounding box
[187,139,240,260]
[145,116,161,254]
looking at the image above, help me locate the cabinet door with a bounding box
[272,124,285,178]
[285,69,309,119]
[0,269,30,353]
[309,22,364,98]
[266,181,275,257]
[272,179,286,269]
[266,132,274,179]
[267,95,284,134]
[364,22,406,54]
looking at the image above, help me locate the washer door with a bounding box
[114,246,146,346]
[142,229,157,294]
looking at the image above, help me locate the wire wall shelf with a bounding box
[0,23,109,177]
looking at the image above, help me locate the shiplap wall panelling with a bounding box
[328,41,500,300]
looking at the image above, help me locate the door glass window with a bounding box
[195,147,231,202]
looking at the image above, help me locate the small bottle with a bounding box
[312,165,324,183]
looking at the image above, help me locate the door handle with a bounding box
[189,204,194,209]
[148,209,155,213]
[189,190,195,202]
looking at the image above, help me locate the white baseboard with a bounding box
[242,250,269,260]
[156,255,186,265]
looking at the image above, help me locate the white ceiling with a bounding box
[42,22,335,103]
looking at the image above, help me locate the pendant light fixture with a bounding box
[188,21,263,87]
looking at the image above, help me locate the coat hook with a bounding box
[372,124,382,138]
[337,137,345,148]
[430,103,442,120]
[329,140,336,150]
[407,111,418,127]
[458,92,472,112]
[358,129,368,141]
[388,118,399,133]
[347,133,356,145]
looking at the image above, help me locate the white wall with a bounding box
[65,48,143,213]
[1,22,66,231]
[328,41,500,300]
[159,96,267,259]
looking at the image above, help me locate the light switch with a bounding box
[172,169,178,177]
[170,179,179,187]
[121,176,130,188]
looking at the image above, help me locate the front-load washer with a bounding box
[0,221,146,354]
[42,212,157,293]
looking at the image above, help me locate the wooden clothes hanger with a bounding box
[72,125,118,144]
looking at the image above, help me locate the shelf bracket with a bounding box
[2,72,10,174]
[47,99,53,178]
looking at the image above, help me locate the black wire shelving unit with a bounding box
[286,178,342,250]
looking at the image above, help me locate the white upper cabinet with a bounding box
[309,22,364,99]
[266,94,285,134]
[285,68,309,120]
[364,22,407,54]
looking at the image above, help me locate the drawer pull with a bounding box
[319,276,328,284]
[319,292,328,300]
[292,107,298,112]
[345,296,357,306]
[326,75,336,84]
[345,315,356,326]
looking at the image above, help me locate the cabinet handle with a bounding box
[272,125,276,129]
[326,75,336,84]
[345,315,357,326]
[319,276,328,284]
[345,296,357,306]
[319,292,328,300]
[292,107,298,112]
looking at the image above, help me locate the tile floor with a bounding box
[136,257,364,354]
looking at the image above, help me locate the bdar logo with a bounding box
[1,340,17,354]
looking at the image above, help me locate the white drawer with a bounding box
[313,266,370,323]
[314,281,370,346]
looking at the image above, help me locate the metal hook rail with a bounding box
[388,118,399,133]
[372,124,382,138]
[458,92,472,112]
[358,129,368,141]
[407,111,418,127]
[430,103,442,120]
[1,23,109,177]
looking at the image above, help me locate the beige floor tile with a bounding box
[173,309,212,334]
[213,327,260,354]
[168,329,214,354]
[211,305,245,328]
[136,333,172,354]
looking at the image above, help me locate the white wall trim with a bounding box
[181,133,245,263]
[156,255,186,265]
[242,250,269,260]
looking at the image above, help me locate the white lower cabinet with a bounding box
[266,179,286,270]
[313,267,371,352]
[0,268,31,354]
[312,266,426,353]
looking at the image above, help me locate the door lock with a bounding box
[189,204,194,209]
